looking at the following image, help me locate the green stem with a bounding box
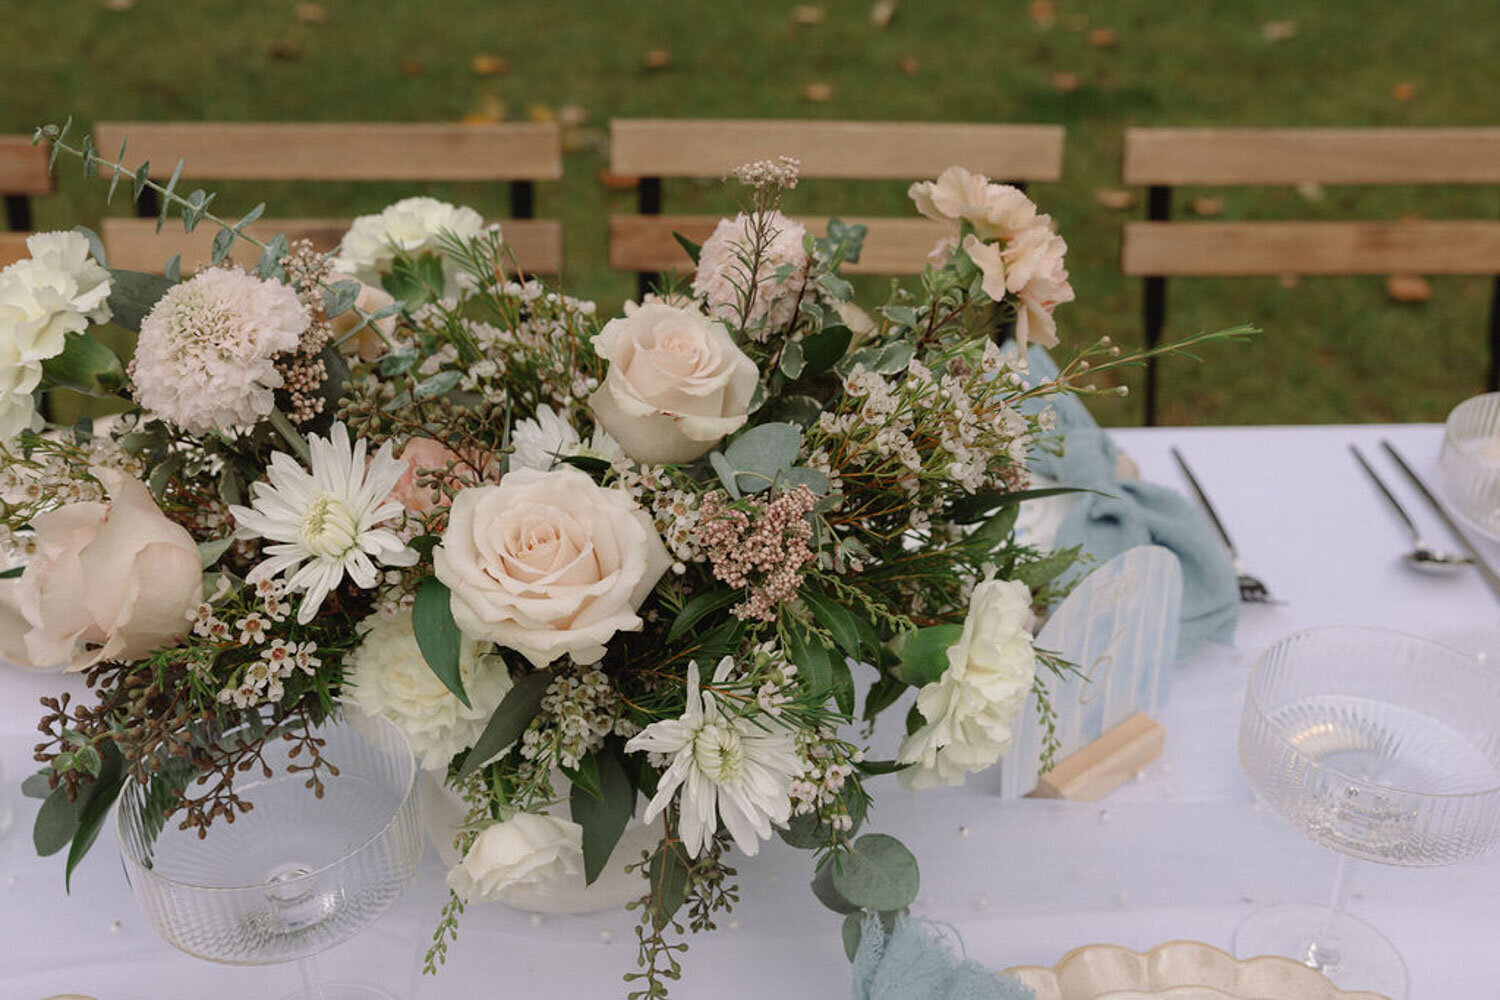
[268,408,313,464]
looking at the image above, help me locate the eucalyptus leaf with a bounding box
[722,422,803,494]
[33,786,77,857]
[163,253,182,283]
[40,333,124,395]
[413,370,462,401]
[779,466,830,496]
[770,394,823,428]
[571,745,634,885]
[830,833,920,912]
[784,622,836,701]
[891,624,963,687]
[412,577,469,708]
[779,339,806,380]
[881,305,919,328]
[837,341,915,378]
[21,770,52,799]
[106,269,174,333]
[210,227,236,266]
[156,157,184,233]
[197,536,234,569]
[454,668,553,783]
[66,742,125,891]
[816,272,854,302]
[257,233,289,281]
[323,280,361,319]
[379,349,421,376]
[708,451,742,500]
[842,912,865,962]
[810,862,860,914]
[799,324,852,376]
[72,225,108,269]
[131,161,151,204]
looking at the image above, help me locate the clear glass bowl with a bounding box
[1437,392,1500,541]
[1239,626,1500,866]
[116,713,421,966]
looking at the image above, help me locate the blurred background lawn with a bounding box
[5,0,1497,426]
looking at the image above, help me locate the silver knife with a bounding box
[1380,439,1500,602]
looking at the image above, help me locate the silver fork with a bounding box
[1171,447,1280,603]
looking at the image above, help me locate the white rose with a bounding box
[433,466,670,667]
[897,577,1037,790]
[588,303,759,465]
[332,197,487,300]
[691,211,808,333]
[0,468,201,671]
[342,609,514,771]
[446,811,584,902]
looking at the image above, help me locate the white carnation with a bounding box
[131,267,309,434]
[897,576,1037,790]
[0,231,113,441]
[332,197,487,299]
[510,405,624,472]
[692,211,807,334]
[342,609,514,771]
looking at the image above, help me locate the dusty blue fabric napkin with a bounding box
[1022,347,1238,657]
[852,916,1036,1000]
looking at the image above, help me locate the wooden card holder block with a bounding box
[1027,712,1165,802]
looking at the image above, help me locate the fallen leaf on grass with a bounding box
[793,5,826,25]
[643,48,672,70]
[600,170,640,191]
[1088,27,1118,49]
[101,0,134,10]
[268,39,302,60]
[399,59,425,78]
[1094,188,1136,210]
[1260,20,1298,42]
[471,54,510,76]
[1386,275,1432,303]
[1050,71,1080,92]
[1277,274,1300,289]
[1029,0,1055,29]
[559,104,588,128]
[870,0,898,28]
[1295,180,1325,202]
[295,3,328,24]
[1391,81,1416,101]
[802,82,834,102]
[460,93,508,124]
[1064,13,1089,32]
[1190,196,1224,217]
[898,55,921,75]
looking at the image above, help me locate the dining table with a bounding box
[2,421,1497,1000]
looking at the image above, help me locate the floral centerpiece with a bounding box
[6,121,1241,996]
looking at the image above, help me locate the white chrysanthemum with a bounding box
[230,423,418,624]
[343,609,513,771]
[510,405,624,472]
[897,576,1037,790]
[332,197,487,299]
[626,656,801,858]
[691,211,807,334]
[131,267,309,434]
[0,231,113,441]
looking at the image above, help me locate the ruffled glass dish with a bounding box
[1235,627,1500,999]
[115,713,421,999]
[1437,391,1500,540]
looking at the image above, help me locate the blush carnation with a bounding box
[692,211,808,334]
[131,268,309,434]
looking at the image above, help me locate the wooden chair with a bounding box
[92,122,564,275]
[1122,127,1500,424]
[609,119,1066,296]
[0,135,54,267]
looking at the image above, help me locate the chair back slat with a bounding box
[611,119,1065,181]
[1122,220,1500,277]
[93,122,563,182]
[100,217,563,275]
[610,214,948,275]
[0,137,53,196]
[1123,127,1500,186]
[0,232,30,266]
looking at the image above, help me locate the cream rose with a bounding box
[446,812,584,903]
[433,466,670,667]
[897,576,1037,790]
[588,303,759,465]
[0,469,201,671]
[329,280,399,361]
[343,609,513,771]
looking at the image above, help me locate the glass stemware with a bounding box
[115,713,421,999]
[1235,626,1500,999]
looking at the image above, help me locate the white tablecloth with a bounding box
[2,423,1497,999]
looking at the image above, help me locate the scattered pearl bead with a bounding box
[599,930,613,944]
[5,875,16,888]
[958,825,970,838]
[1098,809,1111,824]
[728,920,741,932]
[109,920,123,933]
[1112,893,1129,907]
[529,914,544,927]
[976,896,991,912]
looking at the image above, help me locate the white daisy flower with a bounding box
[230,423,418,624]
[626,656,801,858]
[510,404,624,472]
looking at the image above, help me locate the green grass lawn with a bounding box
[6,0,1498,425]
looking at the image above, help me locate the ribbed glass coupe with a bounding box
[116,714,421,999]
[1235,626,1500,999]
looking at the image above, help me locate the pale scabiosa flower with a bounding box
[332,197,486,299]
[509,404,623,472]
[131,267,309,434]
[897,575,1037,790]
[626,656,801,858]
[692,211,808,333]
[230,423,418,624]
[0,231,113,440]
[343,609,513,771]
